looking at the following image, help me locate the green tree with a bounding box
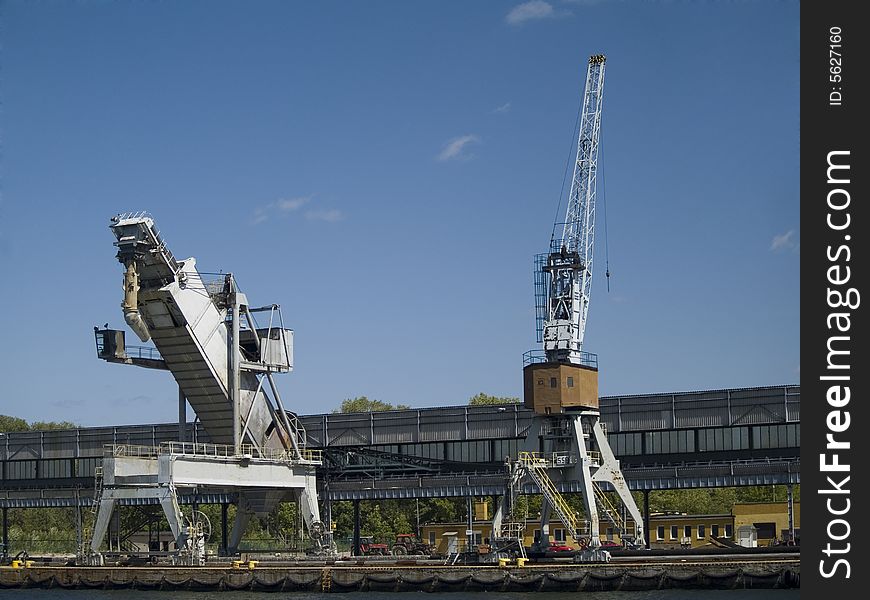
[0,415,77,433]
[28,420,77,431]
[468,393,520,406]
[334,396,410,413]
[0,415,29,432]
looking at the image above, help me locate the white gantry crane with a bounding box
[496,55,645,562]
[87,213,332,564]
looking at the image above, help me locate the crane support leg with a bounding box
[571,416,601,547]
[228,513,252,555]
[589,419,645,546]
[298,474,333,552]
[491,496,505,538]
[538,500,553,549]
[158,486,190,553]
[90,497,117,555]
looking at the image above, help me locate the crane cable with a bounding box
[601,140,611,293]
[551,95,585,248]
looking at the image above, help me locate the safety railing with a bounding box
[104,442,321,465]
[522,349,598,369]
[162,441,322,464]
[125,345,163,361]
[517,451,579,468]
[592,483,636,538]
[495,521,525,541]
[518,452,581,540]
[104,444,160,458]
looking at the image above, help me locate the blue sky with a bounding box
[0,0,799,426]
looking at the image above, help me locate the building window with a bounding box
[533,529,541,543]
[657,526,665,541]
[684,525,692,539]
[725,524,733,538]
[538,379,545,386]
[670,526,678,540]
[697,525,706,539]
[711,524,719,538]
[554,528,566,542]
[550,377,558,388]
[429,532,436,546]
[567,377,574,387]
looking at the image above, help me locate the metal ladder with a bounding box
[518,452,582,541]
[79,465,104,559]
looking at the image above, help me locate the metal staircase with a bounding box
[518,452,585,542]
[78,465,103,561]
[592,484,637,540]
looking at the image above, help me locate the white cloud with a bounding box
[306,209,344,222]
[770,229,798,252]
[252,195,329,225]
[438,134,480,161]
[493,102,512,114]
[276,196,310,212]
[506,1,556,25]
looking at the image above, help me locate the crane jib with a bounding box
[541,54,605,365]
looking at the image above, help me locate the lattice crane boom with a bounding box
[543,54,606,364]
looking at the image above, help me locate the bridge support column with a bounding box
[352,500,361,557]
[643,490,650,549]
[466,496,474,550]
[178,387,186,443]
[220,503,228,555]
[787,484,795,543]
[2,507,8,555]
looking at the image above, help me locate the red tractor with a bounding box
[391,533,434,556]
[349,536,390,556]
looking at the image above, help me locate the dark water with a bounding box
[0,592,799,599]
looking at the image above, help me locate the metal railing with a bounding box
[124,345,163,361]
[103,442,321,465]
[522,349,598,369]
[94,334,163,362]
[592,483,635,537]
[161,441,321,464]
[105,444,160,458]
[518,452,583,540]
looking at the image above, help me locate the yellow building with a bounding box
[419,500,798,553]
[420,520,590,555]
[732,501,800,545]
[649,513,733,549]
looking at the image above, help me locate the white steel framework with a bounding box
[542,54,606,364]
[86,213,332,563]
[525,55,646,558]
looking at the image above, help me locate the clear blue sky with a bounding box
[0,0,799,426]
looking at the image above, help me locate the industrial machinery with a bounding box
[87,213,331,564]
[390,533,434,556]
[494,54,645,562]
[347,536,390,556]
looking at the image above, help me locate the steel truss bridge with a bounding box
[1,384,799,509]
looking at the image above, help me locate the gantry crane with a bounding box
[494,55,645,561]
[88,213,332,564]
